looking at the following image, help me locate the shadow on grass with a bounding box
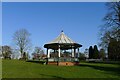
[86,61,120,65]
[26,60,45,64]
[39,73,65,79]
[78,63,120,77]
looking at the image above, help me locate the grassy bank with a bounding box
[2,59,120,78]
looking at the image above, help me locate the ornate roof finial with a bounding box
[61,30,63,32]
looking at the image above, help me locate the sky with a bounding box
[2,2,107,53]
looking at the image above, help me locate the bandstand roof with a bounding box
[44,31,82,50]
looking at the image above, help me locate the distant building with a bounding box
[84,49,89,59]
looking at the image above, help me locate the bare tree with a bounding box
[32,46,44,60]
[99,2,120,49]
[33,47,44,54]
[99,2,120,60]
[104,2,120,28]
[13,29,31,58]
[2,45,12,59]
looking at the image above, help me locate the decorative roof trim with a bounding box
[47,31,76,44]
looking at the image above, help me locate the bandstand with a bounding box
[44,31,82,66]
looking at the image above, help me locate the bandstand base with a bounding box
[47,61,79,66]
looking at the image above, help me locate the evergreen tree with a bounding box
[108,38,120,60]
[93,45,99,59]
[89,46,94,59]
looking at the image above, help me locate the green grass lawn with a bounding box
[2,59,120,78]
